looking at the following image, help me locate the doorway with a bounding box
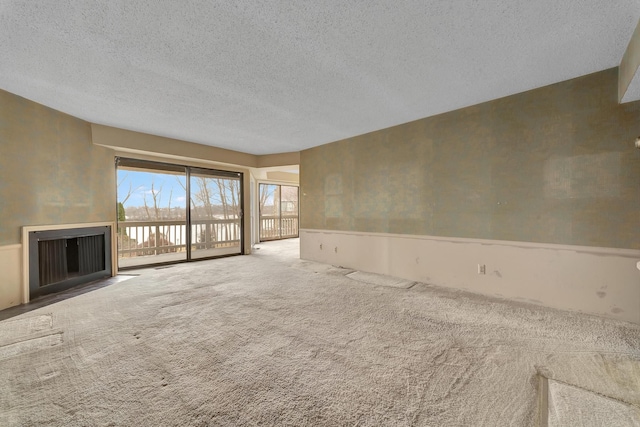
[258,183,299,241]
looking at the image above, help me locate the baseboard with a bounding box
[300,229,640,325]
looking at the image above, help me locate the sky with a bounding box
[117,170,187,209]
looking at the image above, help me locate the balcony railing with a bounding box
[117,219,241,259]
[259,215,299,241]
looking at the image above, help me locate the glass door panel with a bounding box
[259,184,280,240]
[280,185,299,238]
[116,160,187,268]
[190,169,242,259]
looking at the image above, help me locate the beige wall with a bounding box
[300,68,640,324]
[257,152,300,168]
[265,171,299,183]
[93,124,258,169]
[93,124,300,170]
[301,68,640,250]
[0,90,116,245]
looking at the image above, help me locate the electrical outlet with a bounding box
[478,264,486,275]
[320,244,323,250]
[334,247,338,253]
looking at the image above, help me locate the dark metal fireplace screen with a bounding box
[29,226,111,299]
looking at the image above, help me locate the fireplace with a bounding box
[27,225,112,299]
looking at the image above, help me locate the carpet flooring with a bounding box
[1,239,639,426]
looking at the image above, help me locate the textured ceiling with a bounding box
[1,1,639,155]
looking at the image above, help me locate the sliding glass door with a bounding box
[259,183,299,241]
[116,158,243,268]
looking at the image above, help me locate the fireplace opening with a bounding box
[67,238,80,276]
[29,226,111,299]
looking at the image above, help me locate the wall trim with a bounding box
[22,222,116,304]
[300,228,640,258]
